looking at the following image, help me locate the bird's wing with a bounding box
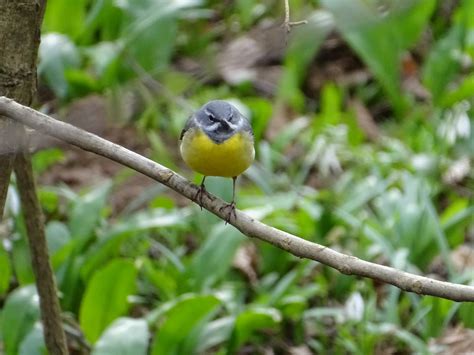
[240,114,254,136]
[180,114,196,140]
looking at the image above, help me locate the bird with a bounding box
[180,100,255,222]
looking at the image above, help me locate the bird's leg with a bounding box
[195,176,207,210]
[220,176,237,224]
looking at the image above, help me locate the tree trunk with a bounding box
[0,0,43,215]
[0,1,69,354]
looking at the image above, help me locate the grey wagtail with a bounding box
[180,100,255,221]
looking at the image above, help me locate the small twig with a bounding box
[283,0,308,33]
[0,96,473,302]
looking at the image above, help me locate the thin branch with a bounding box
[14,148,69,355]
[0,96,473,302]
[283,0,308,33]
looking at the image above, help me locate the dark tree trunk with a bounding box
[0,1,69,354]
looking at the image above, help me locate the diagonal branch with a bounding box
[0,96,473,302]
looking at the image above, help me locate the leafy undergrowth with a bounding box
[1,0,474,354]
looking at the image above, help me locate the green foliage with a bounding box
[322,0,436,113]
[1,286,41,355]
[150,295,221,355]
[2,0,473,353]
[79,259,138,343]
[92,318,149,355]
[0,245,11,296]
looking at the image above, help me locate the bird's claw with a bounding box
[220,201,236,224]
[195,184,206,210]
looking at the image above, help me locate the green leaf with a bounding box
[123,1,201,73]
[45,221,72,255]
[150,295,220,355]
[188,224,246,288]
[420,296,455,338]
[321,0,400,111]
[1,285,40,355]
[0,244,11,296]
[243,98,273,142]
[441,74,474,107]
[79,259,137,343]
[92,318,149,355]
[385,1,436,50]
[43,0,88,38]
[68,182,112,241]
[11,230,35,285]
[322,1,434,113]
[19,323,46,355]
[229,307,281,352]
[422,25,463,105]
[196,317,234,353]
[38,33,81,99]
[80,208,187,281]
[459,302,474,328]
[32,149,65,175]
[141,258,177,301]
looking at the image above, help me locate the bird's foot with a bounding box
[195,184,207,210]
[220,201,236,224]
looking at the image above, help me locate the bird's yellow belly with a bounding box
[180,129,254,177]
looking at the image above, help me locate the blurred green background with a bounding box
[1,0,474,354]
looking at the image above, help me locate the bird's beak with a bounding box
[219,120,230,130]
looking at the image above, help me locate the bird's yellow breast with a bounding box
[180,128,254,177]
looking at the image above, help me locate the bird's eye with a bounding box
[207,112,218,122]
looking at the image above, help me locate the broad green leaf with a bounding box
[86,41,122,79]
[422,25,463,105]
[322,0,434,113]
[141,258,177,301]
[1,285,40,355]
[80,0,125,44]
[38,33,80,99]
[243,98,273,142]
[151,295,220,355]
[11,232,35,285]
[188,224,246,288]
[385,1,436,50]
[321,0,401,111]
[123,0,201,73]
[45,221,71,255]
[92,318,149,355]
[32,148,65,175]
[57,250,85,313]
[441,74,474,107]
[459,302,474,328]
[420,297,455,338]
[38,188,60,214]
[0,244,11,295]
[229,307,281,351]
[68,182,112,241]
[43,0,88,38]
[19,323,46,355]
[441,199,474,247]
[79,259,137,343]
[80,208,187,280]
[196,317,234,353]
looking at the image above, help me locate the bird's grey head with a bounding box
[195,100,248,143]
